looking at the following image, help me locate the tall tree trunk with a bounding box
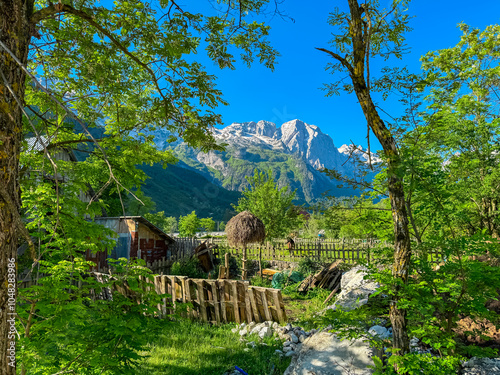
[0,1,33,373]
[317,0,412,358]
[352,77,411,355]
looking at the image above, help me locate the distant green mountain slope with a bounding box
[139,162,241,221]
[172,143,355,203]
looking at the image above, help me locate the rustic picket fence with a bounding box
[174,237,389,264]
[173,237,445,264]
[18,271,287,324]
[153,275,286,324]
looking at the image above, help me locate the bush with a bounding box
[170,257,207,279]
[316,234,500,373]
[271,270,304,289]
[298,257,320,276]
[251,275,273,288]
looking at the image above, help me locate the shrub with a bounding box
[298,256,319,276]
[170,257,207,279]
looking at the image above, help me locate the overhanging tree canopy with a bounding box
[0,1,280,372]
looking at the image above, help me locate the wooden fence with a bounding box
[154,275,286,324]
[18,272,287,324]
[173,237,390,264]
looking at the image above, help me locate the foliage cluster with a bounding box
[144,211,178,234]
[17,258,163,374]
[170,257,208,279]
[233,169,302,239]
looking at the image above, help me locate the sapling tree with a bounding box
[200,217,216,234]
[405,23,500,239]
[233,169,301,239]
[178,211,201,237]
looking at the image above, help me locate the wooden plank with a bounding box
[179,276,188,303]
[232,280,240,324]
[209,281,221,324]
[188,279,198,319]
[157,275,166,316]
[271,290,285,324]
[196,280,208,322]
[243,281,252,323]
[170,276,176,305]
[259,288,272,321]
[323,284,340,305]
[278,289,287,323]
[218,265,226,279]
[220,280,227,323]
[248,287,261,322]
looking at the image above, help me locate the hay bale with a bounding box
[226,211,266,280]
[226,211,265,247]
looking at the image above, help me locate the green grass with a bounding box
[137,319,290,375]
[281,283,332,330]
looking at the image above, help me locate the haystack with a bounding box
[226,211,266,280]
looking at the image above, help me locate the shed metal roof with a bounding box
[94,216,175,243]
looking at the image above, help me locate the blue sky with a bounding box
[196,1,500,150]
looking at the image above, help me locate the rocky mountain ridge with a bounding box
[152,119,380,204]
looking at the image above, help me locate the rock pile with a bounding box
[460,357,500,375]
[284,330,375,375]
[232,321,318,358]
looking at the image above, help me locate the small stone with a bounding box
[240,323,247,329]
[272,322,279,329]
[283,346,293,353]
[290,343,297,350]
[283,340,292,347]
[285,350,296,357]
[259,327,272,339]
[250,326,261,335]
[289,333,299,343]
[239,328,248,336]
[368,325,388,339]
[275,349,283,355]
[299,334,306,343]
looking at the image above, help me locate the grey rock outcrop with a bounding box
[326,266,380,312]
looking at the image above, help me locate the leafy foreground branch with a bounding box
[17,258,165,375]
[312,235,500,374]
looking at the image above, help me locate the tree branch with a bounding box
[315,47,354,75]
[0,39,145,214]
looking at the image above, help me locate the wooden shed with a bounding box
[86,216,175,269]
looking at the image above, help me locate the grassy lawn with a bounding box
[137,275,332,375]
[281,284,331,330]
[138,319,291,375]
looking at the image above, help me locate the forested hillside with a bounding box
[139,162,241,221]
